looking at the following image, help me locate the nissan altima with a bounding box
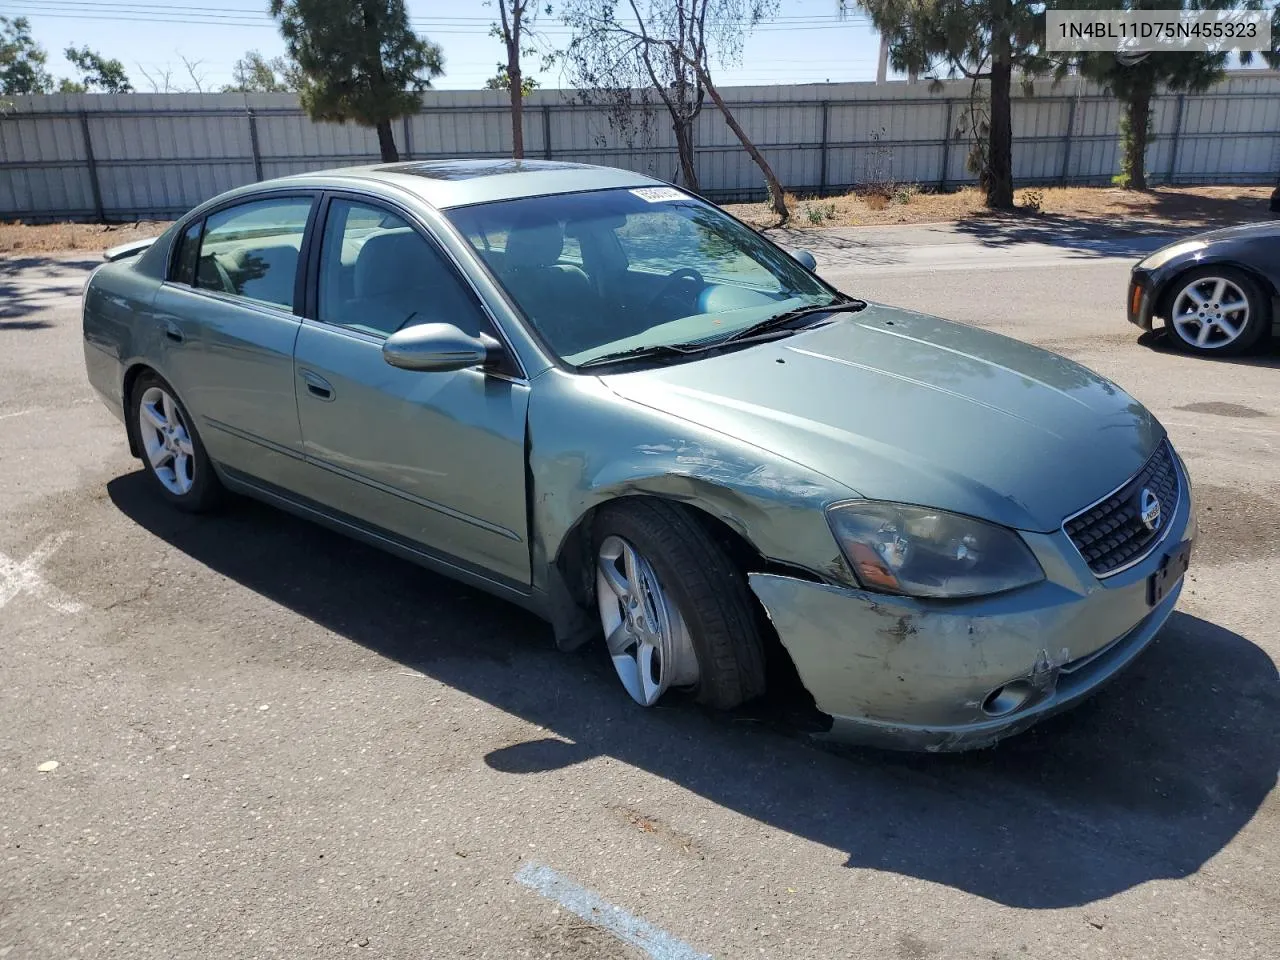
[83,159,1196,751]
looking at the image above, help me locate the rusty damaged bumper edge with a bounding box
[747,570,1184,753]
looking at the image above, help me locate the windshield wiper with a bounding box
[575,341,709,369]
[574,297,868,370]
[711,297,867,346]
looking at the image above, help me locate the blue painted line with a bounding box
[514,861,713,960]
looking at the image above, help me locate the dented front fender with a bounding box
[526,370,857,589]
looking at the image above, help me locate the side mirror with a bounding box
[791,248,818,271]
[382,322,502,373]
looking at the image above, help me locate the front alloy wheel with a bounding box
[590,499,767,711]
[1166,267,1269,356]
[595,534,700,705]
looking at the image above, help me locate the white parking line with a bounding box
[0,532,85,614]
[514,862,712,960]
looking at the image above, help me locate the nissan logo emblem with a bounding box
[1139,488,1162,532]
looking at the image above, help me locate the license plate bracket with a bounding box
[1148,541,1193,606]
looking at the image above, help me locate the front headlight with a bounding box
[827,501,1044,599]
[1136,240,1206,271]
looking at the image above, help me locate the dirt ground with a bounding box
[0,220,172,256]
[725,184,1277,231]
[0,185,1273,256]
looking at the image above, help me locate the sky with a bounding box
[14,0,893,94]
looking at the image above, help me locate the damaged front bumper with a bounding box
[748,480,1196,752]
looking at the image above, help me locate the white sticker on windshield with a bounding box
[630,187,686,203]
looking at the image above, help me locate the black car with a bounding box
[1128,221,1280,356]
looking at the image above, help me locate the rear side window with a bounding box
[170,220,203,285]
[195,197,313,310]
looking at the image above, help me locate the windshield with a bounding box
[445,187,839,365]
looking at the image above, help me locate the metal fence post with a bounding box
[78,110,105,222]
[246,110,264,181]
[1059,96,1077,185]
[1167,94,1186,185]
[938,99,955,190]
[542,105,553,160]
[818,101,830,196]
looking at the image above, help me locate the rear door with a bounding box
[291,194,532,588]
[151,192,317,487]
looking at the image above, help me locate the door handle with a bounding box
[299,368,335,401]
[163,321,185,343]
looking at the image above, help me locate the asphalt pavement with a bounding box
[1,224,1277,960]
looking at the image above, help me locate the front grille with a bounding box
[1063,441,1180,577]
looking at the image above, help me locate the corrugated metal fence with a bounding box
[3,72,1279,222]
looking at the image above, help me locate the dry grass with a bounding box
[0,184,1273,257]
[0,220,173,257]
[727,184,1276,231]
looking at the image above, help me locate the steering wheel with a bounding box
[647,267,705,315]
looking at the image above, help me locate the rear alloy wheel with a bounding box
[592,500,767,710]
[132,372,222,512]
[1165,266,1270,356]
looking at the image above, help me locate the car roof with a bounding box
[271,159,666,209]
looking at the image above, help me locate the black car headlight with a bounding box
[827,500,1045,599]
[1136,240,1205,271]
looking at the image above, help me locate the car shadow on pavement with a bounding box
[108,471,1279,911]
[1137,327,1280,367]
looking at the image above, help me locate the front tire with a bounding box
[131,371,223,513]
[592,499,767,711]
[1163,266,1270,356]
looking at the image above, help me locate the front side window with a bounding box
[445,187,836,365]
[195,196,313,310]
[318,198,491,338]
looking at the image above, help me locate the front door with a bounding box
[292,196,531,588]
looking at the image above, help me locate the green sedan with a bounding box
[82,159,1196,751]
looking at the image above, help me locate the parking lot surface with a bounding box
[2,224,1277,960]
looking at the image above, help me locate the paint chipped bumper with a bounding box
[748,480,1196,752]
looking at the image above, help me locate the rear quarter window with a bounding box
[170,220,203,286]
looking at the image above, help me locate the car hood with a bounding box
[599,305,1165,532]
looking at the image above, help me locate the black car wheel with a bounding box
[1163,265,1270,356]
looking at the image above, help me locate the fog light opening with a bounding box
[981,680,1034,718]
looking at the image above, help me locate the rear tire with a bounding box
[1162,266,1270,356]
[592,499,767,711]
[130,371,223,513]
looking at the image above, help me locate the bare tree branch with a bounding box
[561,1,772,198]
[135,62,174,93]
[178,54,206,93]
